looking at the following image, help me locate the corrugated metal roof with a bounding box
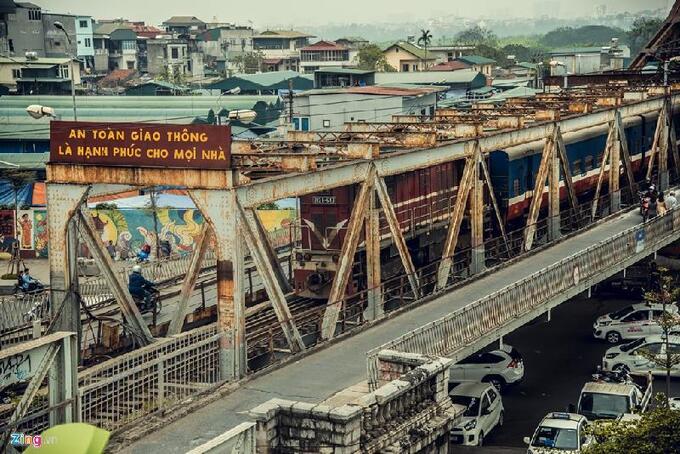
[429,60,470,71]
[314,68,374,75]
[458,55,496,65]
[207,71,314,91]
[94,22,134,36]
[374,69,486,86]
[550,47,604,55]
[298,85,442,97]
[254,30,314,39]
[163,16,205,25]
[0,152,49,169]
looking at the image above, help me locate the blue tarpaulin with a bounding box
[0,181,33,207]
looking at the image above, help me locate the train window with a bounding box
[585,156,593,172]
[572,159,582,176]
[513,178,520,196]
[596,153,603,166]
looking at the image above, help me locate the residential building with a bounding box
[456,55,496,78]
[147,37,189,76]
[549,42,630,75]
[196,25,254,73]
[383,41,436,72]
[374,69,487,97]
[75,16,94,69]
[299,40,351,73]
[0,55,80,94]
[427,44,475,63]
[6,2,45,57]
[124,80,189,95]
[93,22,137,72]
[334,36,369,63]
[0,0,16,56]
[252,30,314,72]
[314,68,374,88]
[42,13,77,58]
[207,70,313,95]
[162,16,206,35]
[292,86,442,131]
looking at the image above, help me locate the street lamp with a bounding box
[53,21,77,121]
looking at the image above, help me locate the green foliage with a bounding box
[258,202,280,210]
[231,51,265,74]
[455,26,498,47]
[417,29,432,48]
[628,17,664,57]
[540,25,625,48]
[356,44,395,72]
[585,400,680,454]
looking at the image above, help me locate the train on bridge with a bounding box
[293,105,680,300]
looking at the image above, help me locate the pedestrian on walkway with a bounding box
[658,193,668,216]
[666,191,677,210]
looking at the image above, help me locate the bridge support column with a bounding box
[470,161,485,275]
[659,107,670,191]
[548,134,561,242]
[610,137,621,213]
[189,186,246,380]
[364,189,383,322]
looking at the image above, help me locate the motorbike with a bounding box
[638,191,651,222]
[132,286,162,316]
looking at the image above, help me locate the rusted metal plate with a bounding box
[50,121,231,169]
[47,164,236,189]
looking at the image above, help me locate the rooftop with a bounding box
[549,47,606,55]
[15,2,40,8]
[163,16,205,25]
[206,70,314,92]
[0,56,72,65]
[301,40,348,52]
[374,68,486,86]
[0,152,49,170]
[254,30,315,39]
[94,22,134,36]
[457,55,497,65]
[298,85,443,97]
[581,382,636,396]
[314,68,375,75]
[429,60,470,72]
[384,41,435,61]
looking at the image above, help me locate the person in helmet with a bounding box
[128,265,156,308]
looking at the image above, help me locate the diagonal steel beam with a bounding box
[374,173,421,299]
[0,343,60,451]
[237,204,306,352]
[436,143,477,290]
[666,101,680,178]
[479,149,509,252]
[321,166,375,340]
[77,208,154,345]
[167,223,211,336]
[614,111,638,196]
[591,125,614,219]
[646,107,666,181]
[555,127,579,213]
[251,208,291,293]
[523,132,555,251]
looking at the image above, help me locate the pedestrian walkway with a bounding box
[123,207,648,454]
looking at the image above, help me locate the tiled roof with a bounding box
[429,60,470,71]
[384,41,435,60]
[301,40,347,51]
[163,16,205,25]
[254,30,314,39]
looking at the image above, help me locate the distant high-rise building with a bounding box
[595,5,607,17]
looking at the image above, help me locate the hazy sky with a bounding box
[38,0,670,27]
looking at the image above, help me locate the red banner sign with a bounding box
[49,121,231,169]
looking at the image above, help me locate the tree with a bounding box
[540,25,624,48]
[628,17,664,57]
[636,267,680,406]
[585,399,680,454]
[455,26,498,47]
[231,51,264,74]
[417,29,433,70]
[356,44,395,72]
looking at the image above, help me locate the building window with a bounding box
[59,65,69,79]
[323,119,331,128]
[54,41,61,47]
[79,19,88,28]
[11,69,21,79]
[127,61,135,69]
[412,64,418,71]
[402,63,409,72]
[28,9,41,21]
[8,39,13,52]
[84,38,91,47]
[171,47,179,59]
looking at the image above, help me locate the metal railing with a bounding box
[365,204,680,389]
[78,323,222,432]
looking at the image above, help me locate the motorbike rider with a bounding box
[128,265,157,310]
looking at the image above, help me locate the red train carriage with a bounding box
[293,160,465,299]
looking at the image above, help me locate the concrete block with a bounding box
[249,399,282,421]
[311,403,332,419]
[291,401,316,414]
[329,404,362,422]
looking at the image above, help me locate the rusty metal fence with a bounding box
[78,323,222,431]
[365,206,680,390]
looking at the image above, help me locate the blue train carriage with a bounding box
[489,112,666,228]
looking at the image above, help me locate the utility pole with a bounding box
[288,79,294,125]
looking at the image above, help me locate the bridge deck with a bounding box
[123,208,646,454]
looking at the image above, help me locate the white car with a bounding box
[602,335,680,376]
[592,302,679,344]
[449,382,504,447]
[670,397,680,411]
[449,344,524,391]
[524,412,594,453]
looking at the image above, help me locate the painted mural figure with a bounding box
[18,214,32,250]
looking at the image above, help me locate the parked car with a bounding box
[592,302,679,344]
[602,335,680,377]
[524,412,595,453]
[449,382,504,447]
[670,397,680,411]
[448,344,524,391]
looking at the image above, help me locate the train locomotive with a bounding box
[293,110,680,300]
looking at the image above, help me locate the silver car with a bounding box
[449,344,524,391]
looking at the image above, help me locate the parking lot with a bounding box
[469,292,680,449]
